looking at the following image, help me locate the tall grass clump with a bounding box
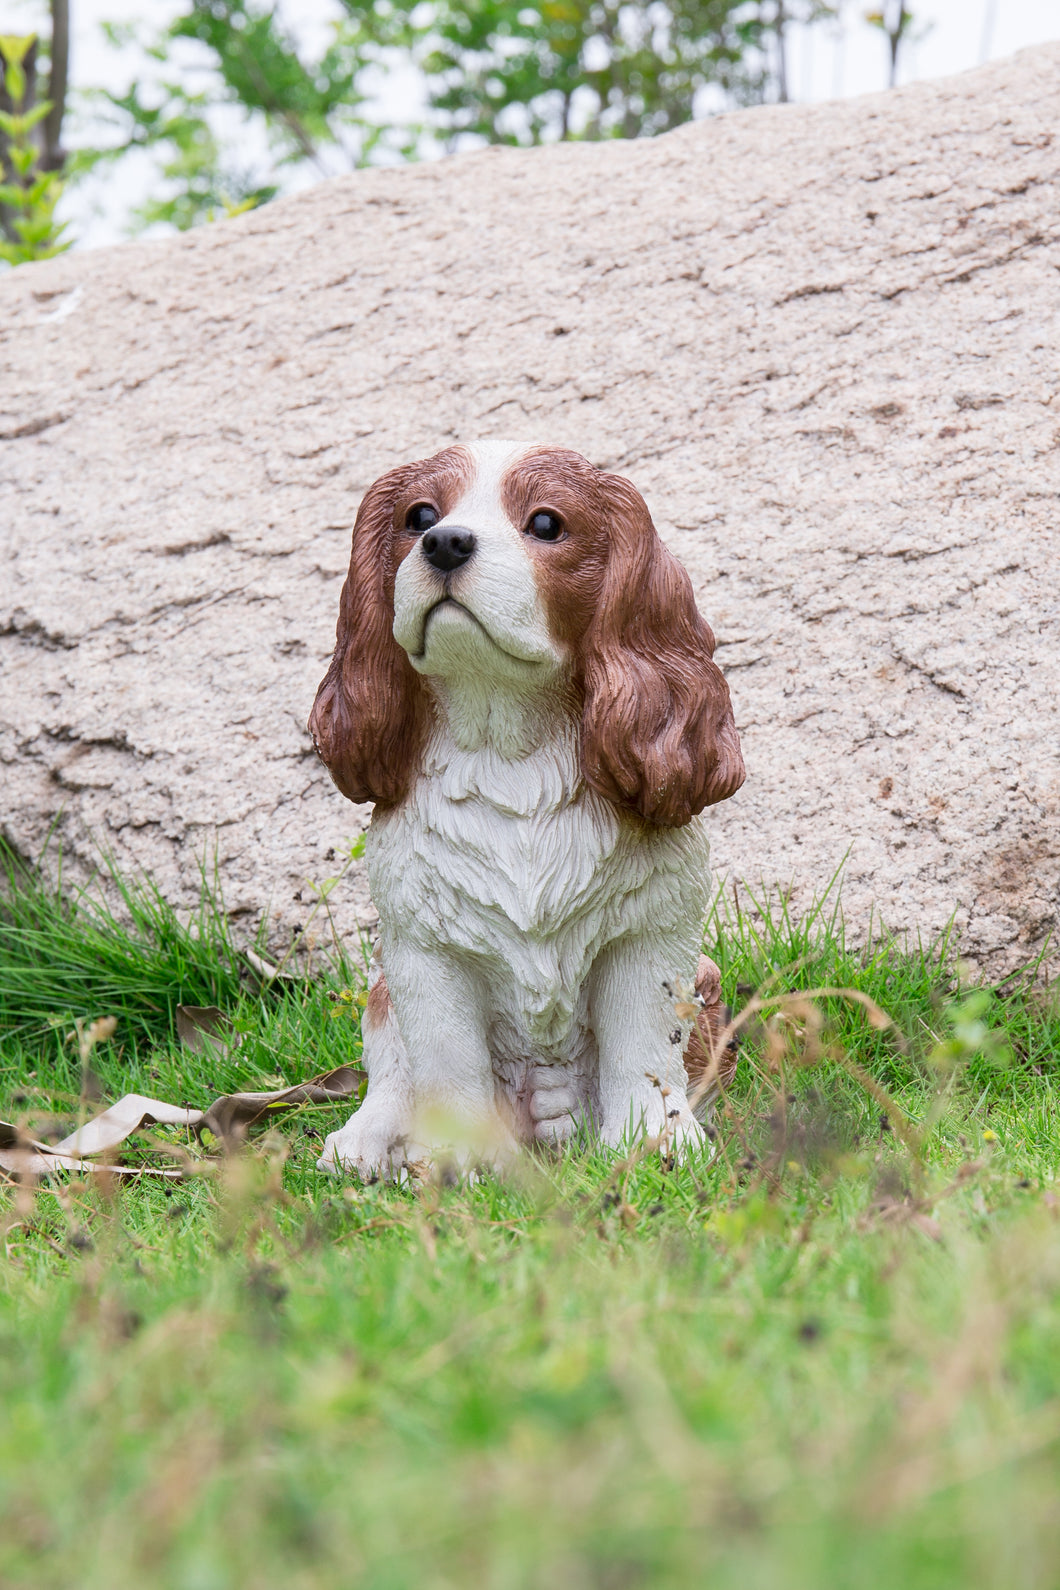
[0,843,369,1108]
[0,842,244,1046]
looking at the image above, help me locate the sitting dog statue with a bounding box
[310,442,744,1178]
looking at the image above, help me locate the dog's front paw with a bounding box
[317,1105,411,1183]
[656,1110,709,1163]
[600,1089,707,1161]
[404,1116,520,1184]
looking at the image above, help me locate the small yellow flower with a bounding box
[982,1129,998,1143]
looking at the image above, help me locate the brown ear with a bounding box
[580,475,745,827]
[309,468,431,807]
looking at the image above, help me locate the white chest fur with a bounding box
[366,721,712,1071]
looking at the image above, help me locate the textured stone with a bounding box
[1,48,1058,972]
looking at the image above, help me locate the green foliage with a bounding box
[1,864,1059,1587]
[928,989,1015,1076]
[10,0,911,244]
[172,0,379,156]
[83,0,770,235]
[418,0,763,147]
[74,0,778,235]
[83,71,279,232]
[0,33,70,265]
[82,0,413,233]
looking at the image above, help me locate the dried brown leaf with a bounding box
[0,1065,363,1180]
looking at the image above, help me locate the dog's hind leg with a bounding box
[527,1064,585,1145]
[317,964,415,1182]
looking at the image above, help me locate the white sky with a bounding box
[9,0,1060,249]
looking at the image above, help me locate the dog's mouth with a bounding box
[414,598,545,665]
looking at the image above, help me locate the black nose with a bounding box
[421,525,476,573]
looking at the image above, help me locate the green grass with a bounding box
[2,855,1060,1589]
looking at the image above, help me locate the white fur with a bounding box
[319,442,712,1179]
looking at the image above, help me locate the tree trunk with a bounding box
[885,0,907,88]
[43,0,69,171]
[774,0,789,103]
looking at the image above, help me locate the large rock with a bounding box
[2,49,1058,973]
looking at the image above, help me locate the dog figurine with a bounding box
[310,442,744,1177]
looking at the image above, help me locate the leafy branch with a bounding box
[0,33,71,265]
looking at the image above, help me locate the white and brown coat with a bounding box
[310,442,744,1177]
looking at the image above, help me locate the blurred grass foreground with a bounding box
[1,847,1059,1589]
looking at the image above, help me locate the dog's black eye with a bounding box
[526,511,564,541]
[406,503,439,535]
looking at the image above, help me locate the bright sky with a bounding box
[10,0,1060,248]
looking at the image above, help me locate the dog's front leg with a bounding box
[590,934,706,1156]
[383,943,518,1177]
[318,964,415,1181]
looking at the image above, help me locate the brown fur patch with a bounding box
[309,446,474,806]
[501,447,612,648]
[364,973,392,1030]
[503,447,745,827]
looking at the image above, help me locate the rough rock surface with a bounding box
[2,49,1058,972]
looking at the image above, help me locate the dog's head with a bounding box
[310,441,745,825]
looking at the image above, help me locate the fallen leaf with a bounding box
[0,1066,364,1180]
[176,1006,241,1056]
